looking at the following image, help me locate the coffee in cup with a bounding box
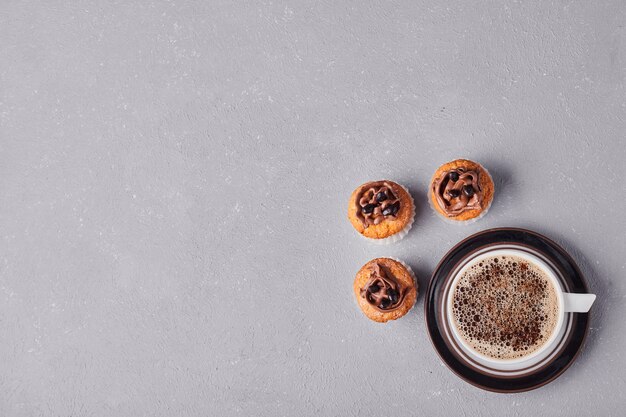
[450,254,559,360]
[439,240,596,376]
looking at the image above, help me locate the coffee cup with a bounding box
[443,247,595,371]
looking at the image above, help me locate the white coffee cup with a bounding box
[445,248,595,368]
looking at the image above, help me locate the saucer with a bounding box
[425,228,591,393]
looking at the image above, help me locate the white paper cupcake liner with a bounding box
[428,164,494,226]
[359,182,415,244]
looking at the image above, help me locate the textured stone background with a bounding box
[1,1,625,415]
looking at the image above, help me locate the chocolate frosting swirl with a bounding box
[355,181,401,228]
[360,262,406,312]
[432,168,483,217]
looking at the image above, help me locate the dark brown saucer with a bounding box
[425,228,591,393]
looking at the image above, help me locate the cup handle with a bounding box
[563,293,596,313]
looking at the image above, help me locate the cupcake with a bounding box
[353,257,418,323]
[429,159,494,224]
[347,180,415,244]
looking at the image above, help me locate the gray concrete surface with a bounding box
[1,1,625,416]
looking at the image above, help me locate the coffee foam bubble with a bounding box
[451,255,559,360]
